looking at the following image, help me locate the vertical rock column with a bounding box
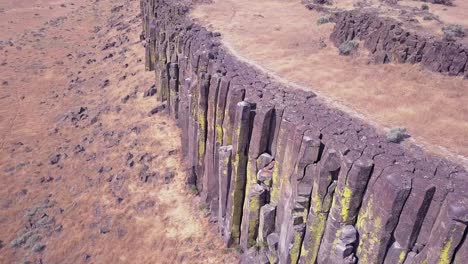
[156,31,169,102]
[202,74,221,212]
[215,78,231,231]
[195,72,210,192]
[285,130,323,263]
[218,145,233,235]
[299,148,341,264]
[383,177,436,264]
[270,111,297,207]
[240,184,268,249]
[146,19,156,71]
[186,79,199,186]
[317,154,374,264]
[408,194,468,264]
[168,63,179,118]
[222,85,246,146]
[277,125,308,264]
[356,171,412,264]
[224,101,253,246]
[240,104,274,250]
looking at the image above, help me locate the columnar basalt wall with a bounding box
[331,10,468,78]
[141,0,468,263]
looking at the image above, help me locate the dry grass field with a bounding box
[0,0,238,263]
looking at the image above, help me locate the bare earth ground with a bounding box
[0,0,238,263]
[191,0,468,164]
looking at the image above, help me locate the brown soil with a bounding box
[191,0,468,164]
[0,0,238,263]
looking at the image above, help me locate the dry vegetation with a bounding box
[0,0,238,263]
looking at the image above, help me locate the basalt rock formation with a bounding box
[140,0,468,263]
[331,10,468,78]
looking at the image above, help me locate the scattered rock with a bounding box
[143,85,157,97]
[49,154,61,165]
[164,172,175,184]
[84,254,91,262]
[100,79,110,88]
[148,104,166,116]
[136,199,156,212]
[168,149,178,156]
[74,145,85,154]
[139,165,157,183]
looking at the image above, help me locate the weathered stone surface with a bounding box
[249,105,274,159]
[299,148,341,264]
[240,184,268,249]
[258,204,276,246]
[257,153,274,171]
[213,77,231,185]
[383,177,436,264]
[415,177,453,247]
[224,101,252,246]
[276,125,307,262]
[270,112,299,206]
[157,65,169,102]
[195,72,210,192]
[356,171,412,264]
[318,156,373,264]
[202,74,221,212]
[453,235,468,264]
[218,145,233,235]
[269,105,285,158]
[222,85,246,146]
[409,194,468,264]
[168,63,180,118]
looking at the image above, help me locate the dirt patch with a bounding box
[191,0,468,162]
[0,0,238,263]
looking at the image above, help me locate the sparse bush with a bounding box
[386,127,409,143]
[421,4,429,10]
[11,231,35,248]
[338,40,359,55]
[189,185,199,195]
[442,24,465,41]
[317,15,332,25]
[199,204,209,212]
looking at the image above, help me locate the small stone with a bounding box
[49,154,61,165]
[143,85,157,97]
[148,104,166,116]
[164,172,175,184]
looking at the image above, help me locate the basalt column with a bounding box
[224,101,253,246]
[141,1,468,263]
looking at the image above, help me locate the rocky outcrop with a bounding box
[141,0,468,263]
[331,10,468,78]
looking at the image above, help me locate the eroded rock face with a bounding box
[141,0,467,263]
[331,10,468,78]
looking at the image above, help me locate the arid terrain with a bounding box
[0,0,238,263]
[192,0,468,164]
